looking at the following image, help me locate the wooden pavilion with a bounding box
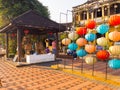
[0,10,66,62]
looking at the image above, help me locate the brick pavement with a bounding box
[0,61,118,90]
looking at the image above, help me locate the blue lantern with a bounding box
[108,59,120,69]
[68,43,78,51]
[85,33,96,42]
[76,49,87,57]
[96,24,109,34]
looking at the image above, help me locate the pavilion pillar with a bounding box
[5,33,9,58]
[55,32,59,56]
[17,28,22,62]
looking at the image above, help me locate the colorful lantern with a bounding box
[11,33,16,37]
[52,41,56,49]
[76,38,87,47]
[76,49,87,57]
[97,37,108,46]
[24,29,29,34]
[85,33,96,42]
[76,27,87,36]
[109,45,120,55]
[108,31,120,42]
[96,50,110,60]
[85,20,96,29]
[108,59,120,69]
[85,56,97,65]
[108,15,120,26]
[96,24,109,34]
[68,43,78,51]
[85,44,96,53]
[68,31,79,41]
[62,38,71,45]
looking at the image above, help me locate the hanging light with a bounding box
[24,29,29,35]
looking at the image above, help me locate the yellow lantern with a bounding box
[108,31,120,42]
[62,38,71,45]
[85,56,97,65]
[109,45,120,55]
[68,31,79,40]
[76,38,87,47]
[97,37,108,46]
[85,44,96,53]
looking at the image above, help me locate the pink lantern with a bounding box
[85,44,96,53]
[52,41,56,49]
[76,38,87,47]
[108,31,120,42]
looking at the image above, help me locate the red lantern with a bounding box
[96,50,110,60]
[109,15,120,26]
[76,27,87,36]
[85,20,96,29]
[11,33,16,37]
[24,29,29,35]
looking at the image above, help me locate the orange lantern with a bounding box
[62,38,71,45]
[85,44,96,53]
[109,45,120,55]
[96,50,110,60]
[108,15,120,26]
[76,27,87,36]
[108,31,120,42]
[85,20,96,29]
[76,38,87,47]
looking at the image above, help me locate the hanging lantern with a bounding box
[108,59,120,69]
[108,15,120,26]
[85,56,97,65]
[97,37,108,46]
[52,41,56,49]
[76,38,87,47]
[85,44,96,53]
[68,31,79,41]
[96,50,110,60]
[108,30,120,42]
[96,24,109,34]
[24,29,29,35]
[109,45,120,55]
[76,49,87,57]
[85,20,96,29]
[76,27,87,36]
[85,33,96,42]
[62,38,71,45]
[68,42,78,51]
[11,33,16,37]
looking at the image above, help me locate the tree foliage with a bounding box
[0,0,50,27]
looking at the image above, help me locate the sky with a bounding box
[38,0,87,23]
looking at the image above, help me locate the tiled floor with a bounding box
[0,60,118,90]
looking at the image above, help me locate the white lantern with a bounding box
[85,56,97,65]
[97,37,108,46]
[68,31,79,40]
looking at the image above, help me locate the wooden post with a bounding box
[56,32,59,56]
[17,28,22,62]
[5,33,9,58]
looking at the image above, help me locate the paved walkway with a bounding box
[0,60,119,90]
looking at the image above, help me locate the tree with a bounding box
[0,0,50,27]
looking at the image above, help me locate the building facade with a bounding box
[72,0,120,26]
